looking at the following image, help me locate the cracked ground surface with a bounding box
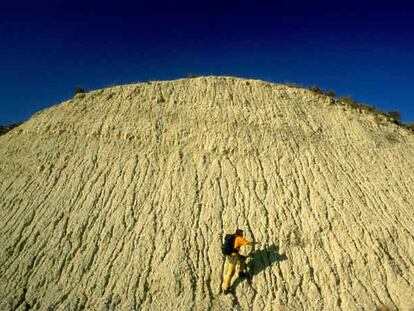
[0,77,413,310]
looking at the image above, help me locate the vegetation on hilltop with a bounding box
[0,123,22,136]
[285,82,414,133]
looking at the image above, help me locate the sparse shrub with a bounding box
[187,73,198,78]
[325,90,336,97]
[0,126,7,136]
[0,122,22,136]
[357,103,377,113]
[340,95,356,105]
[405,123,414,132]
[74,87,85,95]
[309,85,323,94]
[281,82,413,134]
[387,110,401,122]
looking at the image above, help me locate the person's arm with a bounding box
[237,237,258,247]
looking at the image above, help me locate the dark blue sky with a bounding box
[1,0,413,125]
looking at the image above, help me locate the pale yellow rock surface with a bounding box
[0,76,413,310]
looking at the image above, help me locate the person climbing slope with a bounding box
[222,228,257,294]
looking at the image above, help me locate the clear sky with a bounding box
[1,0,413,125]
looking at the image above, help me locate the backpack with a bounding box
[222,234,236,255]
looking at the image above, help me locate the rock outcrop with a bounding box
[0,77,413,310]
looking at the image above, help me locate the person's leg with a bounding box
[236,254,251,279]
[222,256,237,292]
[237,255,247,274]
[236,255,247,276]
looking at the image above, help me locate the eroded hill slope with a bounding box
[0,77,413,310]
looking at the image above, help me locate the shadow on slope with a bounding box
[233,244,287,291]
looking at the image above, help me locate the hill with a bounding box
[0,77,413,310]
